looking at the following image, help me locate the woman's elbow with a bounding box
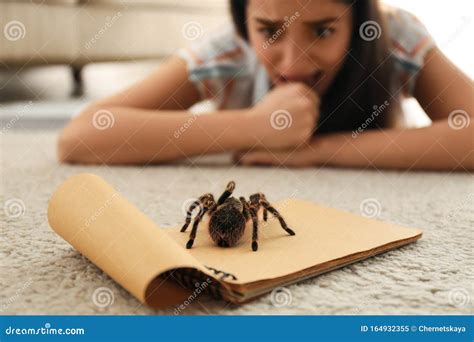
[57,109,102,164]
[57,121,86,163]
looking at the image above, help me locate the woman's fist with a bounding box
[249,83,320,149]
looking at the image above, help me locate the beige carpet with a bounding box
[1,130,473,315]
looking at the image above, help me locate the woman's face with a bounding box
[246,0,353,96]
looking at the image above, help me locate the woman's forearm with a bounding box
[58,105,259,164]
[315,119,474,171]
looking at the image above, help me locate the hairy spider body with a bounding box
[180,181,295,251]
[209,198,246,247]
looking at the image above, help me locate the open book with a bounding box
[47,174,422,307]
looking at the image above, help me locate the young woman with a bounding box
[58,0,473,170]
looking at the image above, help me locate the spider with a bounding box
[180,181,295,251]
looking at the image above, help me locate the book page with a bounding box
[166,198,423,285]
[47,173,206,307]
[48,174,422,307]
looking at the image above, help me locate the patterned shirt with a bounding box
[177,6,436,110]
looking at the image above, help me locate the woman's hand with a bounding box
[248,83,320,150]
[234,143,320,167]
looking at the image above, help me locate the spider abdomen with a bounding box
[208,208,246,247]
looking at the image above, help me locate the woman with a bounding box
[58,0,473,170]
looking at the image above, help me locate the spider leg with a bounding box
[181,199,201,233]
[240,196,259,251]
[250,192,295,235]
[239,196,250,221]
[261,200,295,236]
[181,194,214,232]
[217,181,236,205]
[206,195,217,214]
[250,192,271,223]
[186,207,209,249]
[249,206,259,251]
[263,208,268,221]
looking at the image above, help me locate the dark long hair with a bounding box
[230,0,398,134]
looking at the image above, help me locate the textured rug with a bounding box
[1,131,472,315]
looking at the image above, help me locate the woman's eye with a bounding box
[257,27,277,38]
[313,27,335,39]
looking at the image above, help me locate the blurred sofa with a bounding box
[0,0,229,94]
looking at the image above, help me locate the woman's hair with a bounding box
[230,0,398,134]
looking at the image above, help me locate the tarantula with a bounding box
[180,181,295,251]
